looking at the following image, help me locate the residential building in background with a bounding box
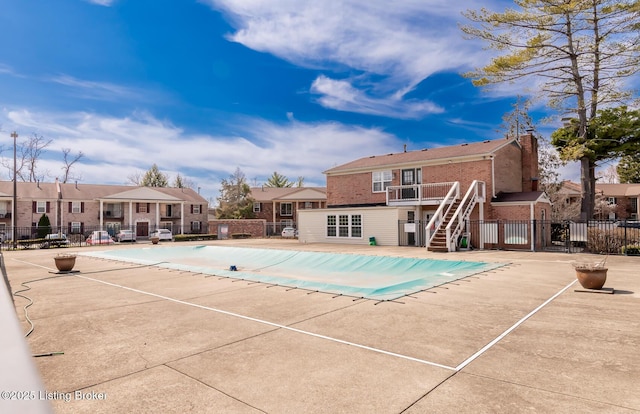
[299,133,551,251]
[0,180,208,241]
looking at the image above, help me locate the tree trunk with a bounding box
[580,156,595,220]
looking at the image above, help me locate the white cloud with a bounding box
[1,108,400,200]
[205,0,490,118]
[311,75,443,119]
[84,0,115,6]
[49,75,153,103]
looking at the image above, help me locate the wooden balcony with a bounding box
[386,182,459,206]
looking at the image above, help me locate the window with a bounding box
[71,222,82,234]
[193,204,201,214]
[339,215,349,237]
[138,203,148,213]
[372,171,392,192]
[608,197,616,205]
[253,202,261,213]
[327,215,337,237]
[631,198,638,214]
[327,214,362,238]
[192,221,201,232]
[280,202,293,216]
[351,215,362,237]
[72,202,82,213]
[304,201,313,209]
[106,203,122,217]
[37,201,46,214]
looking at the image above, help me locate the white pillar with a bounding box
[180,202,185,235]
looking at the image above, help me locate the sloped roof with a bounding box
[596,183,640,197]
[0,181,208,203]
[101,187,182,201]
[0,181,58,200]
[559,180,582,195]
[492,191,549,204]
[250,187,326,202]
[562,181,640,197]
[324,137,517,174]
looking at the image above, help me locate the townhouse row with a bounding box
[0,180,209,240]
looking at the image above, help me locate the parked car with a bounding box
[150,229,173,241]
[116,229,136,242]
[86,231,115,245]
[41,233,70,249]
[281,227,298,238]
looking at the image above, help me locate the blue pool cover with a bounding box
[81,246,506,301]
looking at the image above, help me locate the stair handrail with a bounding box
[445,180,485,251]
[425,182,460,249]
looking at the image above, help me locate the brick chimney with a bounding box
[520,131,539,192]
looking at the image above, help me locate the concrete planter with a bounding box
[54,254,77,272]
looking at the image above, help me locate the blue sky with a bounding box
[1,0,578,202]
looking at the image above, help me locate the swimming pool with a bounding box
[81,245,506,301]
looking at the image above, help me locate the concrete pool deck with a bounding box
[3,239,640,413]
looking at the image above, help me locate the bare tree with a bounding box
[597,164,619,184]
[24,133,52,182]
[1,133,52,181]
[126,172,143,186]
[61,148,85,183]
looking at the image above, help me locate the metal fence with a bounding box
[0,224,208,250]
[397,220,426,247]
[265,222,296,237]
[398,219,640,255]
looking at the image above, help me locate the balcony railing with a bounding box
[386,182,458,206]
[161,213,181,219]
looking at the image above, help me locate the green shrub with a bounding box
[231,233,251,239]
[37,214,52,238]
[622,245,640,255]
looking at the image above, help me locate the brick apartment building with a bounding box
[250,186,327,234]
[0,180,209,241]
[298,133,551,251]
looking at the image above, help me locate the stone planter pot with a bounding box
[151,237,160,245]
[54,255,77,272]
[575,268,607,290]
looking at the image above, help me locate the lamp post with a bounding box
[11,131,18,249]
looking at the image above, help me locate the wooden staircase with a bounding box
[427,200,461,252]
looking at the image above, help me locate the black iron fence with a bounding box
[1,224,208,250]
[265,222,296,237]
[398,219,640,255]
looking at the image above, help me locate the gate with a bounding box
[398,220,425,247]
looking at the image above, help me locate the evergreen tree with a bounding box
[617,156,640,183]
[37,214,51,238]
[265,171,293,188]
[462,0,640,219]
[215,168,255,219]
[140,164,169,187]
[173,174,185,188]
